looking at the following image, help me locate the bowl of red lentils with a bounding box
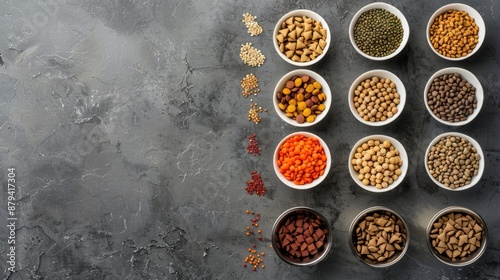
[348,69,406,126]
[274,131,331,190]
[273,10,331,66]
[348,135,408,193]
[426,3,485,61]
[274,69,332,127]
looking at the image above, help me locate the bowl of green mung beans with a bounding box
[349,2,410,61]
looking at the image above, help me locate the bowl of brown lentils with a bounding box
[348,69,406,126]
[426,3,486,61]
[348,135,408,193]
[426,206,487,266]
[273,69,331,127]
[273,10,331,66]
[424,67,483,126]
[424,132,484,191]
[349,2,410,60]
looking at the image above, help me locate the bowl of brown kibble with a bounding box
[348,69,406,126]
[427,3,486,61]
[427,206,487,266]
[424,132,484,191]
[274,69,332,127]
[349,206,409,267]
[273,10,330,66]
[348,135,408,193]
[424,67,484,126]
[349,2,410,60]
[272,206,332,266]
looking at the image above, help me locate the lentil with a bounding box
[351,139,403,189]
[427,135,480,189]
[353,211,407,264]
[353,76,400,122]
[427,73,477,123]
[429,10,479,58]
[240,43,266,67]
[277,135,327,185]
[353,8,403,57]
[430,212,484,261]
[241,73,260,98]
[246,134,262,156]
[245,171,267,196]
[276,15,328,62]
[277,74,327,124]
[242,13,263,36]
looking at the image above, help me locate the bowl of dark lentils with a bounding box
[425,132,484,191]
[272,206,332,266]
[427,206,487,266]
[349,2,410,60]
[273,69,331,127]
[349,206,409,267]
[424,67,484,126]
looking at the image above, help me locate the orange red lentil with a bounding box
[277,135,327,185]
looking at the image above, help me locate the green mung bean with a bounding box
[353,9,403,57]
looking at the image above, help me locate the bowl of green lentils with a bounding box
[349,2,410,60]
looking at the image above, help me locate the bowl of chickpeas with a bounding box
[348,69,406,126]
[348,135,408,193]
[274,69,332,127]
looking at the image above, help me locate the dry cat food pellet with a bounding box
[353,76,400,122]
[242,13,263,36]
[240,43,266,67]
[241,73,260,98]
[430,212,483,261]
[277,135,327,185]
[353,211,407,264]
[276,15,328,62]
[351,139,403,189]
[427,73,477,123]
[276,210,328,262]
[429,10,479,58]
[427,135,480,189]
[276,74,327,124]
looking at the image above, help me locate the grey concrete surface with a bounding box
[0,0,499,279]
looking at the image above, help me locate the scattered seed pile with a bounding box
[242,210,267,271]
[242,13,263,36]
[240,43,266,67]
[245,171,267,196]
[248,100,267,124]
[246,134,262,156]
[241,73,260,98]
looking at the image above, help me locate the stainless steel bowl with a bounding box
[348,206,410,267]
[271,206,332,266]
[426,206,488,266]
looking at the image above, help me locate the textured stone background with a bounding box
[0,0,499,279]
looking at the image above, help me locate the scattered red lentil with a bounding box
[245,171,267,196]
[246,134,262,156]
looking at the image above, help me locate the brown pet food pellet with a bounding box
[426,73,477,123]
[275,210,328,263]
[276,75,327,124]
[429,212,484,261]
[353,211,407,264]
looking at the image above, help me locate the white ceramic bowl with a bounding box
[424,132,484,191]
[274,131,331,190]
[426,3,486,61]
[273,9,331,66]
[349,2,410,60]
[348,135,408,193]
[274,69,332,127]
[423,67,484,126]
[426,206,487,266]
[348,69,406,126]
